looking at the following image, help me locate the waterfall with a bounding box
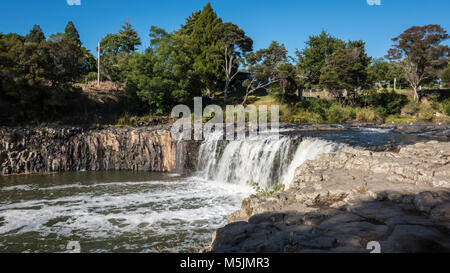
[280,138,343,188]
[196,131,343,188]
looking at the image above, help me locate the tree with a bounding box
[25,25,45,43]
[442,65,450,88]
[320,41,371,104]
[43,33,84,85]
[242,41,288,106]
[387,24,450,102]
[368,58,390,87]
[80,47,97,75]
[177,3,224,99]
[271,63,298,104]
[64,21,81,45]
[296,30,345,89]
[124,26,202,115]
[119,20,142,53]
[218,22,253,104]
[99,21,142,82]
[368,58,409,89]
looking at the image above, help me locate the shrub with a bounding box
[296,98,334,119]
[444,100,450,116]
[355,108,382,123]
[83,72,98,83]
[326,105,347,123]
[358,89,408,116]
[403,100,421,116]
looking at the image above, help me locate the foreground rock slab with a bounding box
[209,141,450,253]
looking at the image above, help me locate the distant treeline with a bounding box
[1,2,449,125]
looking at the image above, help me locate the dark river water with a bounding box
[0,172,251,253]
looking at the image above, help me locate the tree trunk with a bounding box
[224,81,229,105]
[413,86,419,103]
[242,92,250,107]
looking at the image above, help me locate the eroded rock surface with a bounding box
[0,126,181,175]
[210,141,450,253]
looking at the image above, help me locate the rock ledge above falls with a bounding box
[209,141,450,253]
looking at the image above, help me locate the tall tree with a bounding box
[64,21,81,45]
[99,21,141,82]
[178,3,224,98]
[276,63,298,104]
[242,41,288,106]
[320,41,371,104]
[219,22,253,103]
[119,20,142,54]
[368,58,409,89]
[43,33,84,85]
[125,25,202,115]
[296,30,345,89]
[25,25,45,43]
[387,24,450,102]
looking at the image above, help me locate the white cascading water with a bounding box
[197,131,343,189]
[280,138,343,188]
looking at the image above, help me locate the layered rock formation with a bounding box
[0,126,180,175]
[210,141,450,253]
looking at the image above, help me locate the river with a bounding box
[0,127,444,252]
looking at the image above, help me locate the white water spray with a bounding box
[197,132,342,189]
[281,138,343,188]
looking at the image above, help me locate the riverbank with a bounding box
[207,141,450,253]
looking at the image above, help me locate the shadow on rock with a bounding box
[209,191,450,253]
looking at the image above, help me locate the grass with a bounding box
[247,89,450,125]
[106,87,450,127]
[252,182,286,197]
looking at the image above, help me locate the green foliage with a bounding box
[43,33,84,85]
[64,21,81,45]
[124,24,201,114]
[387,24,450,102]
[290,98,382,124]
[25,25,45,43]
[80,46,97,75]
[403,100,421,116]
[357,89,408,116]
[0,24,100,124]
[296,98,333,119]
[252,182,285,197]
[444,100,450,116]
[296,30,345,88]
[269,63,299,104]
[442,66,450,88]
[242,41,290,105]
[418,108,434,121]
[319,40,372,104]
[99,21,142,82]
[83,72,98,83]
[127,3,255,113]
[368,58,409,88]
[119,21,142,53]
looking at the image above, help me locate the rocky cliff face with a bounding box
[0,126,185,175]
[209,141,450,253]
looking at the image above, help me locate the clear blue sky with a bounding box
[1,0,449,59]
